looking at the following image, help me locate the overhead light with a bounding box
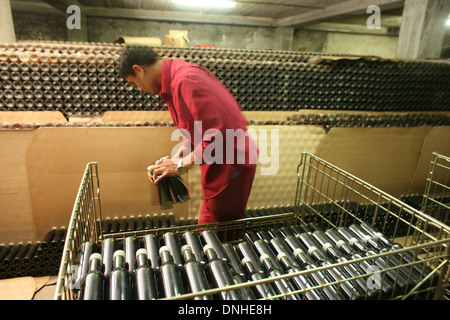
[447,18,450,26]
[172,0,236,8]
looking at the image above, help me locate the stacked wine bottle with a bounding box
[1,41,449,119]
[74,221,433,300]
[100,205,295,235]
[101,213,198,235]
[0,227,66,279]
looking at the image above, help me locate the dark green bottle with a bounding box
[81,253,104,300]
[109,250,131,300]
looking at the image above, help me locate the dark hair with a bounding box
[117,46,162,78]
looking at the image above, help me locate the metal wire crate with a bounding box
[55,155,450,300]
[421,152,450,226]
[54,162,103,300]
[293,152,450,300]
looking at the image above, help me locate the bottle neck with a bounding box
[113,254,126,270]
[89,257,102,272]
[136,253,149,267]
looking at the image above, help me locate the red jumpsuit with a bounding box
[159,59,257,228]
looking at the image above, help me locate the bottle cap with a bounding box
[113,250,125,259]
[180,245,192,253]
[276,252,287,262]
[89,253,102,262]
[159,245,170,255]
[259,253,270,263]
[203,243,214,254]
[241,257,252,266]
[136,248,148,257]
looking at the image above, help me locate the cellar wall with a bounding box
[11,11,405,57]
[1,111,449,244]
[293,29,399,59]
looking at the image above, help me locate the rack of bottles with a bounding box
[420,152,450,225]
[0,227,66,279]
[1,41,449,119]
[54,155,450,300]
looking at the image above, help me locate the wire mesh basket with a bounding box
[421,152,450,226]
[55,155,450,300]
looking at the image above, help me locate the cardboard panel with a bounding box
[0,111,67,124]
[0,130,36,244]
[242,111,294,122]
[246,125,327,208]
[25,127,190,240]
[315,126,432,200]
[100,111,173,123]
[408,126,450,195]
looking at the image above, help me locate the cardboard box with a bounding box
[164,30,189,47]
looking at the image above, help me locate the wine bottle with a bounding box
[135,249,158,300]
[325,227,395,298]
[144,234,160,271]
[101,238,114,299]
[276,251,322,300]
[162,232,183,268]
[320,258,365,300]
[222,243,246,278]
[124,236,137,272]
[337,227,370,253]
[350,252,395,298]
[241,257,278,299]
[335,255,381,300]
[109,250,131,300]
[297,232,330,263]
[232,273,257,300]
[181,245,212,300]
[340,226,411,294]
[182,231,207,266]
[348,224,382,251]
[346,225,423,287]
[259,253,302,300]
[359,222,424,273]
[159,246,185,298]
[283,235,315,268]
[81,253,105,300]
[101,238,115,278]
[236,241,265,275]
[312,230,345,260]
[325,229,356,257]
[204,244,242,300]
[201,230,229,262]
[74,241,94,291]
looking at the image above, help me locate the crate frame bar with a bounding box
[421,152,450,225]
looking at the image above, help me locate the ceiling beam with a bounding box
[10,0,64,16]
[278,0,405,27]
[39,0,83,13]
[301,22,397,36]
[81,6,279,27]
